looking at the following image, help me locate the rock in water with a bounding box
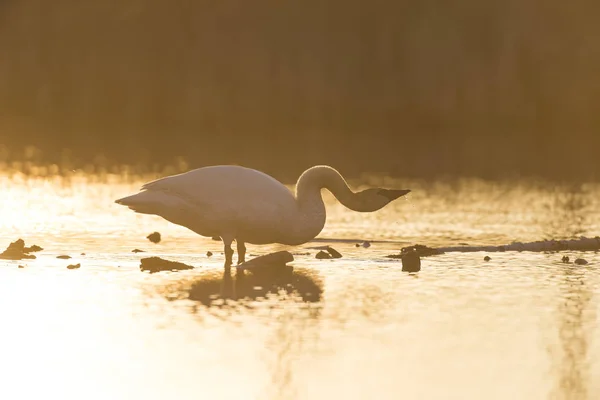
[57,255,71,259]
[562,256,570,263]
[146,232,162,244]
[0,239,39,260]
[206,251,213,257]
[140,257,194,273]
[237,251,294,277]
[315,250,332,259]
[401,249,421,272]
[326,246,342,258]
[484,256,491,261]
[25,244,43,253]
[132,249,145,253]
[66,263,81,270]
[574,258,588,265]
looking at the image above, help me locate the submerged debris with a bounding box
[315,250,331,260]
[574,258,589,265]
[484,256,491,262]
[0,239,42,260]
[140,257,194,273]
[132,249,145,253]
[387,237,600,259]
[66,263,81,270]
[387,244,443,259]
[56,255,71,259]
[146,232,162,244]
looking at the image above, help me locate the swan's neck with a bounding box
[284,166,358,245]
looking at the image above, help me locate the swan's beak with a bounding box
[378,189,411,201]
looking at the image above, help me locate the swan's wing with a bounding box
[139,166,297,236]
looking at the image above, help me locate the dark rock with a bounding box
[574,258,588,265]
[206,251,213,257]
[24,244,43,253]
[18,265,25,269]
[66,263,81,269]
[315,250,332,259]
[132,249,145,253]
[237,251,295,278]
[562,256,570,263]
[80,253,86,256]
[401,249,421,272]
[326,246,342,259]
[57,255,71,259]
[140,257,194,273]
[146,232,161,244]
[0,239,38,260]
[484,256,491,261]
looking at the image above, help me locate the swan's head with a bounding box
[351,188,411,212]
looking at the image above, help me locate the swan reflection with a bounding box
[187,266,323,307]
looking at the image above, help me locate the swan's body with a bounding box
[115,165,410,268]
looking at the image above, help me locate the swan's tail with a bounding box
[115,190,170,215]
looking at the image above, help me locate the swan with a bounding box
[115,165,410,269]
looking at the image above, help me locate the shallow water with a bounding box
[1,173,599,400]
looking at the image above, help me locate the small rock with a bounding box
[315,250,332,259]
[18,265,25,269]
[24,244,43,253]
[80,253,86,256]
[562,256,570,263]
[146,232,162,244]
[132,249,145,253]
[355,243,360,247]
[401,249,421,272]
[484,256,491,261]
[206,251,213,257]
[57,255,71,259]
[362,241,371,248]
[326,246,342,259]
[66,263,81,270]
[140,257,194,273]
[574,258,588,265]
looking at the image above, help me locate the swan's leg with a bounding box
[237,241,246,264]
[222,236,234,269]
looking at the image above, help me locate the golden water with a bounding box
[0,173,599,400]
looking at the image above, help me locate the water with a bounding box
[0,172,599,400]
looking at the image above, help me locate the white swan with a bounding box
[115,165,410,268]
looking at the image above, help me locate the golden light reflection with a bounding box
[0,172,599,399]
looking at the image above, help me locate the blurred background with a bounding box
[0,0,599,181]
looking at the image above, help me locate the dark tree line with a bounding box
[0,0,599,180]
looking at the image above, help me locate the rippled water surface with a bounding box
[1,173,599,399]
